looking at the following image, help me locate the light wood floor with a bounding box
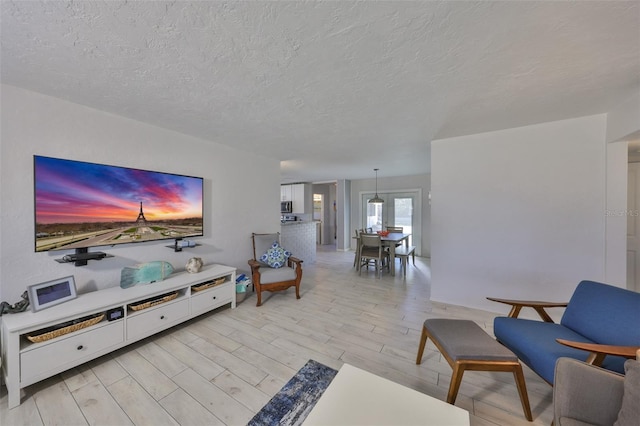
[1,246,554,425]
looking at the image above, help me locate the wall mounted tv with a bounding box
[34,155,204,254]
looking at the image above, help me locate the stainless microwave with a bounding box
[281,201,292,213]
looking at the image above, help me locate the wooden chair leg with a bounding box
[447,363,465,404]
[256,285,262,306]
[416,326,428,364]
[513,364,533,421]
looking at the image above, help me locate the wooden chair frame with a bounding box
[248,233,303,306]
[416,323,533,421]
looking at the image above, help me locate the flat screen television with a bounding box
[34,155,204,253]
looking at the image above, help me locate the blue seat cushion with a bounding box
[494,317,627,384]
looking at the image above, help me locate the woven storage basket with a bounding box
[26,312,105,343]
[191,277,226,292]
[129,291,178,311]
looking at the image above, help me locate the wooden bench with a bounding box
[394,245,415,277]
[416,318,533,421]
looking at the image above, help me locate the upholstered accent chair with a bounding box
[554,352,640,426]
[248,233,302,306]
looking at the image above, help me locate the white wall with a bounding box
[0,85,280,302]
[605,141,628,286]
[605,85,640,144]
[431,115,610,313]
[349,174,431,257]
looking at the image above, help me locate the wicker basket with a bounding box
[26,312,106,343]
[191,277,226,292]
[129,291,178,311]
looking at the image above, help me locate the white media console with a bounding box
[0,263,236,408]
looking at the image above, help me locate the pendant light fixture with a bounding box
[368,168,384,204]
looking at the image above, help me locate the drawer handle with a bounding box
[160,315,165,320]
[212,296,217,300]
[77,345,84,351]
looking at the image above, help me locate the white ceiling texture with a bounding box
[2,1,639,183]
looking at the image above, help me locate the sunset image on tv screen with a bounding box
[34,156,203,252]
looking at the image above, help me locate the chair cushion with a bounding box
[558,417,598,426]
[258,266,296,284]
[424,319,517,362]
[561,281,640,346]
[614,359,640,426]
[260,241,291,268]
[494,317,627,384]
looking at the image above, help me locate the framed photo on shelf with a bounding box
[27,276,77,312]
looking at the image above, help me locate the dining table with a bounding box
[354,232,411,276]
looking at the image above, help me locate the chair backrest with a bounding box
[360,233,382,249]
[252,233,280,261]
[561,280,640,345]
[386,226,403,233]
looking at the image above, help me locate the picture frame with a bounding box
[27,276,77,312]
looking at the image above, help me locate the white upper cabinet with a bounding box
[281,183,312,213]
[281,185,292,201]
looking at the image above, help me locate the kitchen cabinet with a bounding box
[292,183,312,214]
[281,185,292,201]
[281,183,312,213]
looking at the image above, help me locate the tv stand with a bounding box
[55,248,113,266]
[1,264,236,408]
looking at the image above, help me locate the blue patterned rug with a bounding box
[248,359,338,426]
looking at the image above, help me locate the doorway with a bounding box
[361,190,422,255]
[314,193,323,245]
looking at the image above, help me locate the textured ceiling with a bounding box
[2,1,639,183]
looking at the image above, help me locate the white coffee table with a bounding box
[303,364,470,425]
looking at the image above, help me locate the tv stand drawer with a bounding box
[191,282,233,315]
[127,298,190,341]
[21,321,124,386]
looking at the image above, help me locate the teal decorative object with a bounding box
[120,261,174,289]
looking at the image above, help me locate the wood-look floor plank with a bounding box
[32,379,88,426]
[0,392,44,426]
[107,376,179,426]
[171,368,254,425]
[71,381,134,426]
[211,370,271,412]
[135,341,188,379]
[159,389,224,426]
[186,337,268,386]
[87,355,130,387]
[114,349,178,401]
[153,334,226,381]
[231,344,298,382]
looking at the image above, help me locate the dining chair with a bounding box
[353,229,362,268]
[385,226,405,256]
[359,234,389,278]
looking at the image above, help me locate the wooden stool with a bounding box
[416,318,533,421]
